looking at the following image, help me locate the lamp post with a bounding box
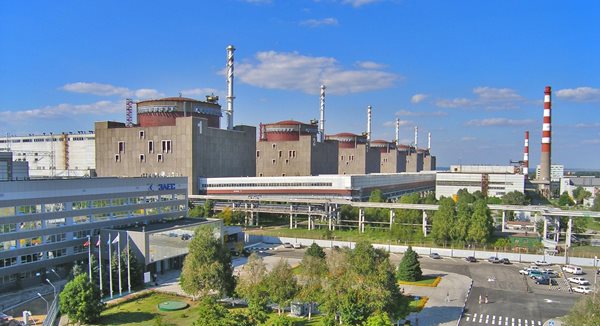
[37,293,49,315]
[46,279,56,299]
[50,268,61,278]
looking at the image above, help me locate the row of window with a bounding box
[0,137,93,143]
[0,249,67,268]
[203,182,333,188]
[436,181,515,187]
[117,140,172,154]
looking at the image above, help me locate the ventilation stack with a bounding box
[523,131,529,176]
[414,126,418,150]
[367,105,372,142]
[226,45,235,130]
[540,86,551,182]
[395,118,400,145]
[319,85,326,142]
[427,132,431,151]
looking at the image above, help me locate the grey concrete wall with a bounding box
[338,145,381,174]
[406,152,424,172]
[310,140,339,175]
[256,136,313,177]
[380,150,407,173]
[423,154,436,171]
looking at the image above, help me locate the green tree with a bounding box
[450,199,471,242]
[593,195,600,212]
[563,294,600,326]
[501,191,529,205]
[305,243,326,259]
[298,254,327,319]
[193,296,232,326]
[457,188,476,203]
[189,205,205,218]
[558,191,575,207]
[366,189,388,222]
[573,186,592,205]
[265,259,299,315]
[59,274,104,324]
[430,198,456,244]
[396,246,422,281]
[180,226,235,299]
[236,252,269,323]
[365,311,394,326]
[467,200,493,244]
[423,192,438,204]
[110,246,144,291]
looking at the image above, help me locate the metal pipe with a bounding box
[226,45,236,130]
[523,131,529,176]
[320,85,326,142]
[367,106,372,142]
[414,126,418,149]
[395,118,400,144]
[428,132,431,151]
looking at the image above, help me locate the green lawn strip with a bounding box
[407,296,429,313]
[398,275,441,287]
[99,291,323,325]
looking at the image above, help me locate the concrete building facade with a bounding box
[406,151,424,172]
[96,112,256,195]
[436,165,525,199]
[560,176,600,207]
[0,132,95,178]
[0,152,29,181]
[0,177,187,288]
[327,133,380,175]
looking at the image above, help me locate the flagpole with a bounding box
[87,235,92,282]
[108,233,113,299]
[118,235,122,296]
[127,232,131,293]
[98,234,103,294]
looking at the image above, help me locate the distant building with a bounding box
[199,173,436,201]
[436,165,525,199]
[374,141,408,174]
[0,132,95,178]
[536,164,564,182]
[326,133,380,175]
[0,151,29,181]
[256,120,338,177]
[560,176,600,206]
[0,177,188,289]
[95,96,256,195]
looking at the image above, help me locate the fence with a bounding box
[247,234,600,267]
[42,297,59,326]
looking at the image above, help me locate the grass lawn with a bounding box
[398,275,441,287]
[99,291,323,326]
[407,296,429,313]
[569,245,600,258]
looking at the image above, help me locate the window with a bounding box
[285,159,289,164]
[272,144,276,149]
[148,141,154,153]
[256,151,260,158]
[272,159,276,165]
[139,130,145,139]
[341,155,344,160]
[139,154,145,162]
[161,140,172,153]
[118,141,125,153]
[115,154,120,162]
[157,154,163,162]
[278,150,282,158]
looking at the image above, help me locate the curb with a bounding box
[456,279,473,326]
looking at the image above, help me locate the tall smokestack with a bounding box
[540,86,551,182]
[427,132,431,151]
[523,131,529,176]
[319,85,326,142]
[367,105,372,142]
[395,118,400,144]
[226,45,235,130]
[414,126,418,149]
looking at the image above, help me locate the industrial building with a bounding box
[0,177,188,289]
[0,132,95,178]
[0,151,29,181]
[256,120,338,177]
[198,173,436,201]
[536,164,564,182]
[436,165,525,199]
[326,132,379,174]
[95,46,257,194]
[560,176,600,206]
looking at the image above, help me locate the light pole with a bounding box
[37,293,49,315]
[50,268,61,279]
[46,279,56,299]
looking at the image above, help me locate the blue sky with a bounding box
[1,0,599,169]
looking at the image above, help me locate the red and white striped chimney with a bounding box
[540,86,551,182]
[523,131,529,176]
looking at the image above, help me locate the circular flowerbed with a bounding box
[158,301,189,311]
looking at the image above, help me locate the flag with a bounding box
[112,233,120,244]
[83,240,90,247]
[96,238,101,247]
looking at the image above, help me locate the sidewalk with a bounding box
[400,269,472,326]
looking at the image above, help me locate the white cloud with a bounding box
[556,87,600,102]
[236,51,398,95]
[436,87,525,109]
[465,118,534,127]
[355,61,386,69]
[582,139,600,145]
[0,101,121,121]
[180,88,221,97]
[383,120,412,128]
[61,82,130,97]
[575,122,600,128]
[395,109,447,117]
[134,89,165,100]
[300,17,339,27]
[342,0,380,7]
[461,136,477,141]
[411,93,428,104]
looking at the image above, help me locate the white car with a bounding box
[293,243,302,249]
[535,260,551,266]
[573,286,592,294]
[568,277,590,285]
[562,265,584,275]
[519,266,540,275]
[519,269,530,275]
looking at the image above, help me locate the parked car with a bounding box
[181,234,192,240]
[0,313,12,325]
[488,256,501,263]
[567,277,590,285]
[293,243,302,249]
[465,256,477,263]
[500,258,511,264]
[529,270,547,279]
[429,252,441,259]
[519,269,530,275]
[573,285,593,294]
[563,265,584,275]
[544,269,559,278]
[283,242,293,248]
[534,277,557,286]
[535,260,551,266]
[519,266,540,275]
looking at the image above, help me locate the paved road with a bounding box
[267,246,583,325]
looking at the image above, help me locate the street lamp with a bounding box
[50,268,61,278]
[37,293,49,315]
[46,279,56,299]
